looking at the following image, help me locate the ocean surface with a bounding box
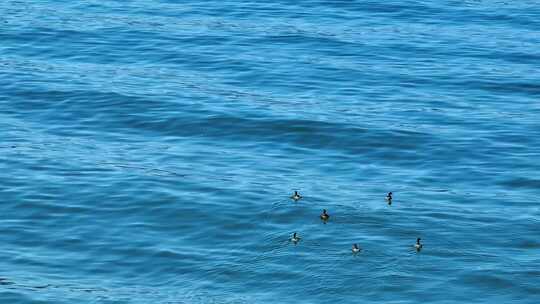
[1,1,539,303]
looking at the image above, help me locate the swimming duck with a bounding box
[290,232,301,243]
[352,243,361,253]
[291,191,302,201]
[320,209,329,221]
[415,238,423,251]
[386,192,392,204]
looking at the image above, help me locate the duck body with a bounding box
[291,191,302,201]
[352,244,361,253]
[415,238,423,250]
[290,232,301,243]
[386,192,393,204]
[320,209,329,221]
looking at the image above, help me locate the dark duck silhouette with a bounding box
[320,209,329,221]
[415,238,423,251]
[290,191,302,201]
[386,192,393,204]
[290,232,301,243]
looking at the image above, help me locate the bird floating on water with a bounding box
[415,238,423,251]
[320,209,329,221]
[291,191,302,201]
[290,232,301,243]
[352,244,361,253]
[386,192,392,205]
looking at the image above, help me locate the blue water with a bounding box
[1,1,540,303]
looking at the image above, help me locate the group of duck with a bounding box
[288,191,423,253]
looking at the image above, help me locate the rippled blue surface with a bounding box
[1,1,540,303]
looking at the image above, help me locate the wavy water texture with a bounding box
[1,0,539,303]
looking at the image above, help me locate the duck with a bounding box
[352,243,361,253]
[415,237,423,250]
[290,191,302,201]
[386,192,392,204]
[290,232,301,243]
[320,209,329,221]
